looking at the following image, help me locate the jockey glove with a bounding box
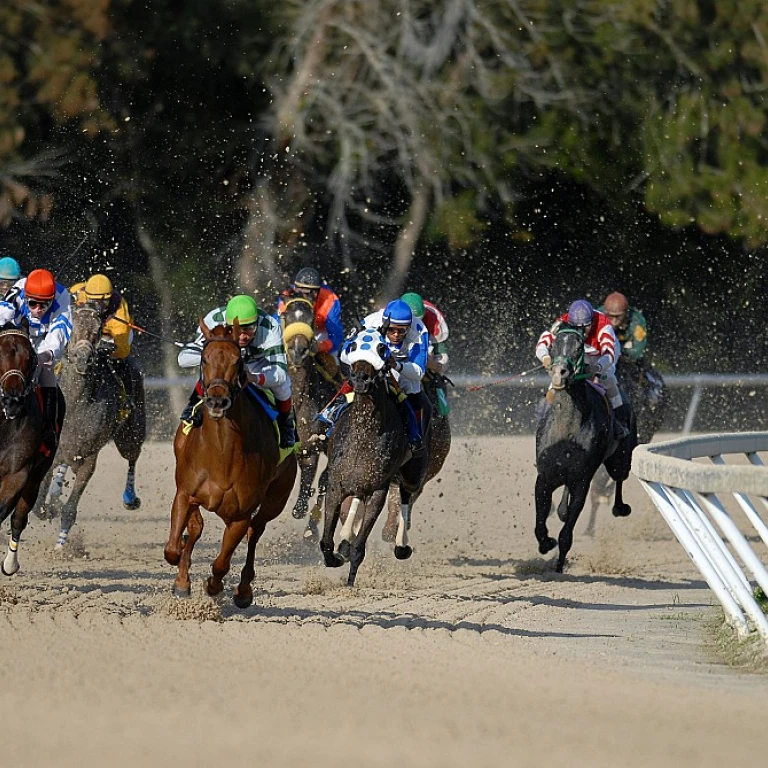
[38,350,54,367]
[540,355,552,370]
[249,372,266,387]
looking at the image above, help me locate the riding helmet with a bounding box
[603,292,629,316]
[25,269,56,301]
[0,257,21,281]
[294,267,321,290]
[567,299,593,328]
[401,292,425,319]
[85,273,113,300]
[383,299,413,327]
[225,295,260,326]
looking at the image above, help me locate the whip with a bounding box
[465,364,544,392]
[110,316,185,348]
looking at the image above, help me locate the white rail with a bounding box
[633,433,768,642]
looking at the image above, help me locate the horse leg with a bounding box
[611,478,632,518]
[347,488,388,587]
[320,487,345,568]
[3,473,43,576]
[32,462,64,520]
[165,490,195,566]
[237,467,296,609]
[303,465,328,542]
[534,475,558,555]
[207,517,250,597]
[556,488,569,522]
[338,497,362,561]
[122,459,141,510]
[394,486,414,560]
[556,483,590,573]
[173,507,204,598]
[57,454,97,550]
[292,457,317,519]
[381,482,400,543]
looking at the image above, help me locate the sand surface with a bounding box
[1,435,766,767]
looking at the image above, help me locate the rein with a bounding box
[551,327,591,382]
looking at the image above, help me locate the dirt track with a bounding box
[1,435,766,767]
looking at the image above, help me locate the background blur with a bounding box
[0,1,765,436]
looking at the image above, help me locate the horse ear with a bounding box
[20,316,30,335]
[377,342,387,359]
[232,318,241,337]
[199,317,211,339]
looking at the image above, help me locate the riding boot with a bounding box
[276,411,297,449]
[316,381,353,431]
[180,383,204,429]
[402,396,425,455]
[613,403,630,440]
[41,386,60,455]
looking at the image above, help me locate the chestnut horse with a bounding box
[164,320,297,607]
[0,322,60,575]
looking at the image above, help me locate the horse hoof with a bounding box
[322,551,345,568]
[538,537,557,555]
[612,504,632,518]
[233,591,253,609]
[172,584,191,599]
[337,539,350,561]
[394,545,412,560]
[1,562,18,577]
[205,577,224,597]
[123,495,141,510]
[381,527,396,543]
[292,506,308,520]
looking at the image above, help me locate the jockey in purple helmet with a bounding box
[535,299,629,437]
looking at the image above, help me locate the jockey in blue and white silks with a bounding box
[346,299,430,453]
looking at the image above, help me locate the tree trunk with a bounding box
[377,182,431,304]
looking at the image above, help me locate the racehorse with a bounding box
[582,356,668,535]
[320,329,429,586]
[534,325,637,572]
[381,370,451,542]
[164,320,298,607]
[33,303,146,549]
[281,296,337,537]
[0,321,60,574]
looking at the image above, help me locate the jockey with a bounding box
[535,299,629,437]
[277,266,343,378]
[400,292,449,374]
[598,291,663,404]
[0,256,23,299]
[0,268,72,451]
[70,273,143,407]
[177,294,296,448]
[350,298,430,454]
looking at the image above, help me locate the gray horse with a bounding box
[34,304,146,548]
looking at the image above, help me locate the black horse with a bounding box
[583,355,669,534]
[34,304,146,548]
[0,321,61,575]
[320,329,429,586]
[535,325,637,572]
[281,296,338,538]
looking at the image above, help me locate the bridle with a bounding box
[349,361,387,394]
[200,336,245,412]
[0,327,37,418]
[70,305,103,375]
[550,327,588,389]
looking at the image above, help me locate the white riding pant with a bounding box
[585,353,622,408]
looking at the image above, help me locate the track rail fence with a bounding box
[633,432,768,643]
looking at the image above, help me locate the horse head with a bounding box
[69,303,105,375]
[199,319,244,419]
[0,322,36,419]
[549,325,586,390]
[343,329,391,394]
[282,297,316,369]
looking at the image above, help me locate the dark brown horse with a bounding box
[34,303,146,548]
[0,322,60,575]
[381,370,451,541]
[164,320,297,607]
[281,296,337,538]
[321,330,428,586]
